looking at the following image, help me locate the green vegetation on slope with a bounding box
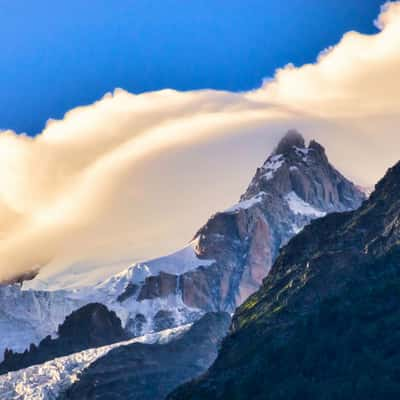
[170,254,400,399]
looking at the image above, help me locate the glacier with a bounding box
[0,324,191,400]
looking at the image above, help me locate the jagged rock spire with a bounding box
[309,139,326,154]
[273,129,305,155]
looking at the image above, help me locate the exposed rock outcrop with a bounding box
[137,272,179,301]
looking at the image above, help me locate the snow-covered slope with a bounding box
[0,324,190,400]
[25,240,213,291]
[0,285,85,358]
[285,191,326,218]
[0,241,209,360]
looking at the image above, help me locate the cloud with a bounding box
[1,2,400,287]
[248,0,400,185]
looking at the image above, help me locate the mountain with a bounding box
[0,131,365,360]
[0,130,364,367]
[169,160,400,400]
[0,130,369,400]
[59,312,230,400]
[0,303,127,374]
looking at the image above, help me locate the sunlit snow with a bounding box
[285,191,326,218]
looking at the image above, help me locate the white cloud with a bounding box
[1,2,400,286]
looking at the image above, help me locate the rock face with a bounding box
[59,312,231,400]
[172,129,365,311]
[169,160,400,400]
[0,303,127,374]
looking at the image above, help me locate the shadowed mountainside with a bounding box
[59,312,230,400]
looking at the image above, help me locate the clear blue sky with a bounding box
[0,0,384,135]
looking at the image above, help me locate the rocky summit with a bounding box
[179,129,365,311]
[169,160,400,400]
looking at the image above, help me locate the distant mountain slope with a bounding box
[0,130,364,365]
[0,303,127,374]
[60,312,230,400]
[169,160,400,400]
[0,242,209,360]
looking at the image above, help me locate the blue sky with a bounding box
[0,0,383,135]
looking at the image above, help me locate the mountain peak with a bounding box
[244,129,365,213]
[309,139,326,154]
[273,129,305,155]
[373,159,400,197]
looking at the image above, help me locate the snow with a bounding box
[261,155,284,180]
[0,285,196,364]
[86,239,214,328]
[290,223,303,235]
[124,239,215,279]
[225,192,265,213]
[0,324,191,400]
[0,285,87,360]
[294,146,310,159]
[0,241,212,360]
[357,185,374,198]
[25,259,130,292]
[24,239,213,292]
[285,191,326,218]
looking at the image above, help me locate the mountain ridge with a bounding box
[168,157,400,400]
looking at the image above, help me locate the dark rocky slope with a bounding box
[0,303,127,374]
[59,312,230,400]
[169,161,400,399]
